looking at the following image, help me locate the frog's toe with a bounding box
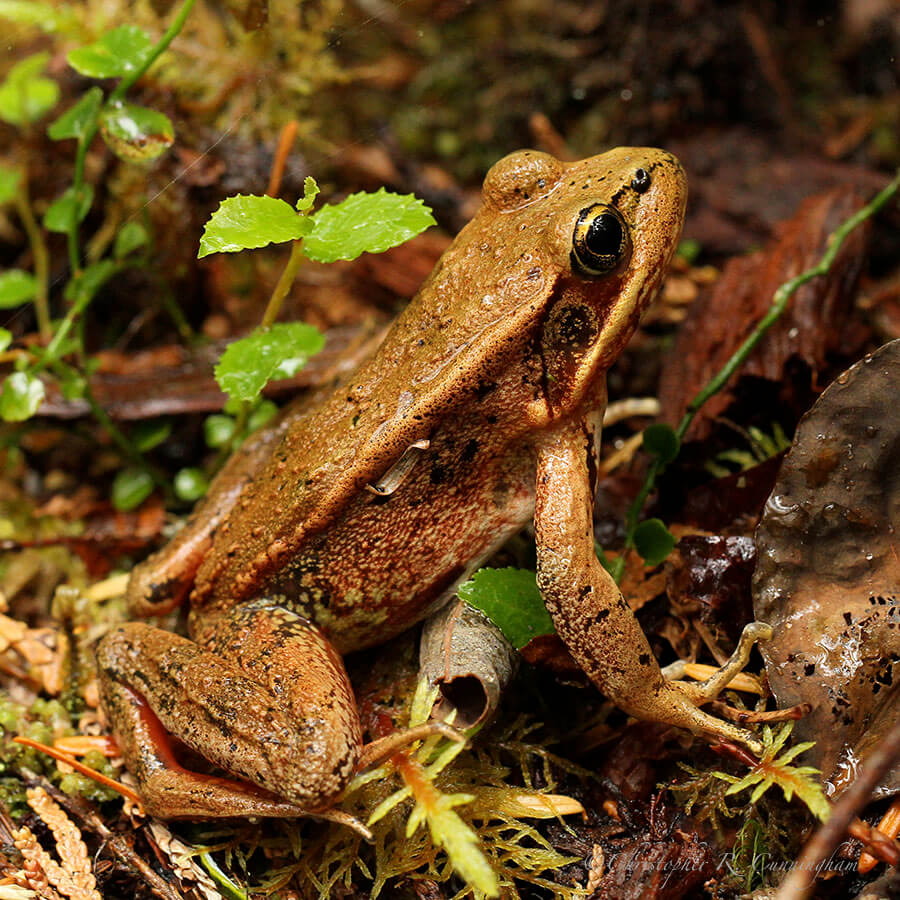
[660,683,764,756]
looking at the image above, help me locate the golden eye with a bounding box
[571,204,631,277]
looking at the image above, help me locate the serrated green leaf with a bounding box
[47,86,103,140]
[214,322,325,404]
[295,176,319,212]
[0,329,11,353]
[0,269,37,308]
[633,518,676,566]
[0,1,76,33]
[111,467,153,511]
[642,423,680,465]
[0,165,22,205]
[99,101,173,162]
[304,188,435,263]
[67,25,154,78]
[44,184,94,233]
[114,221,149,258]
[0,372,44,421]
[0,52,59,126]
[458,567,555,651]
[198,195,313,258]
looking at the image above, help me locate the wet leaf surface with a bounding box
[753,339,900,798]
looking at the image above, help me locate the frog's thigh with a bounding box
[533,425,762,754]
[96,607,361,818]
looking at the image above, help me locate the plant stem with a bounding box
[614,168,900,583]
[13,182,50,341]
[109,0,197,102]
[65,0,198,272]
[261,240,306,329]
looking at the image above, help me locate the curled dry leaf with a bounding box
[753,339,900,797]
[419,600,518,730]
[659,187,870,441]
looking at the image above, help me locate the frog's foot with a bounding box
[357,722,465,772]
[661,621,773,703]
[96,605,362,820]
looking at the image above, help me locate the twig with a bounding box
[266,120,298,198]
[773,714,900,900]
[707,700,812,724]
[14,179,50,341]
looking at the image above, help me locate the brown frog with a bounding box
[97,147,771,821]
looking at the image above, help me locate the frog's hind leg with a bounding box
[96,600,362,819]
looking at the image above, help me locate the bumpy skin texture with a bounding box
[98,148,765,820]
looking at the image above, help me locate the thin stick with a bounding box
[773,714,900,900]
[14,182,50,341]
[267,120,298,198]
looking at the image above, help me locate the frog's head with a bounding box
[479,147,687,418]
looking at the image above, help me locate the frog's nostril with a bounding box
[631,168,651,193]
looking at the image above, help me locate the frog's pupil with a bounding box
[585,214,622,258]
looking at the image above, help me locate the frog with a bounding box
[96,147,772,822]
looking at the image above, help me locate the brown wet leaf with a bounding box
[667,535,756,642]
[753,339,900,798]
[658,187,871,441]
[37,324,379,421]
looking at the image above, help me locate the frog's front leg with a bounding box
[96,600,362,818]
[534,423,766,755]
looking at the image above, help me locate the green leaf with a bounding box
[64,260,118,305]
[247,399,277,432]
[204,414,235,449]
[295,176,319,212]
[198,195,313,258]
[174,467,208,502]
[44,184,94,233]
[0,52,59,126]
[0,165,22,205]
[113,221,149,258]
[0,1,76,33]
[59,368,86,400]
[111,468,154,511]
[67,25,154,78]
[99,101,174,162]
[0,270,37,308]
[676,238,701,265]
[215,322,324,404]
[304,188,435,263]
[132,419,172,453]
[633,518,676,566]
[47,87,103,140]
[0,329,11,353]
[457,568,555,651]
[0,372,44,421]
[642,423,680,465]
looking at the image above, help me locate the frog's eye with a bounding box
[571,204,631,277]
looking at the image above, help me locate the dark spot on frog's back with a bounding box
[460,439,479,463]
